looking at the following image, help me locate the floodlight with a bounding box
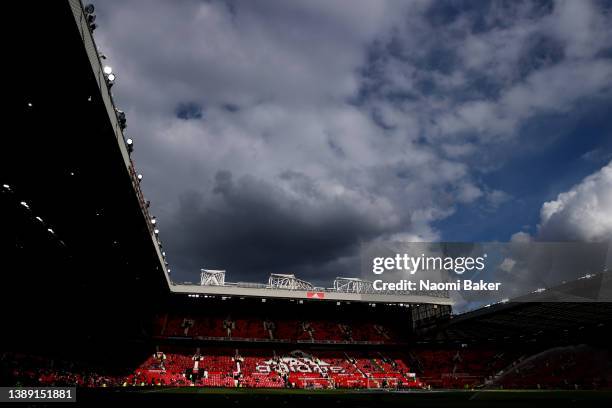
[84,4,97,31]
[116,109,127,129]
[103,66,112,75]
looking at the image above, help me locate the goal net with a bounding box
[297,377,334,389]
[366,377,401,390]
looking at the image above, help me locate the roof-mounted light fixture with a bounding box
[116,109,127,130]
[84,4,97,31]
[126,138,134,154]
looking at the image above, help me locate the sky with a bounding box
[95,0,612,286]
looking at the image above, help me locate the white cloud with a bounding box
[486,189,512,210]
[551,0,612,59]
[456,182,483,203]
[511,231,532,243]
[538,161,612,242]
[499,257,517,272]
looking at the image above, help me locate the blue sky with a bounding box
[438,98,612,241]
[96,0,612,284]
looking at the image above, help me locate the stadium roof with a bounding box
[419,271,612,344]
[169,269,452,305]
[3,0,170,348]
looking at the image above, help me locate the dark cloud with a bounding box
[164,171,393,283]
[221,103,240,113]
[175,102,204,120]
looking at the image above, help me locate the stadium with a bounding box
[2,1,612,406]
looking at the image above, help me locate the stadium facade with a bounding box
[2,0,612,398]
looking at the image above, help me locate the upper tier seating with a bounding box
[156,313,397,343]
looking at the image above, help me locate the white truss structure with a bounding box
[190,269,451,304]
[200,269,226,286]
[183,267,452,305]
[268,274,314,291]
[333,277,374,294]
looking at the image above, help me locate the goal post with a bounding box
[366,377,401,390]
[296,377,334,389]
